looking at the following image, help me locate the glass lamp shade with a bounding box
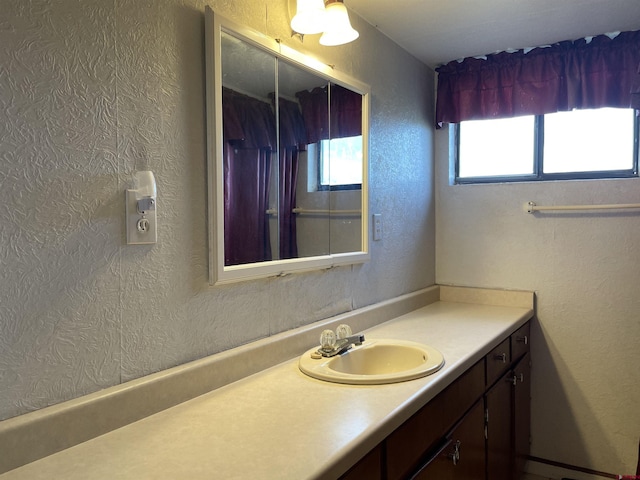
[291,0,327,35]
[319,1,359,46]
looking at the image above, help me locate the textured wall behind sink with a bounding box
[0,0,436,421]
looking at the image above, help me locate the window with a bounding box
[318,136,362,190]
[457,116,535,178]
[455,108,639,183]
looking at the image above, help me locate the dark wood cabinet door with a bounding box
[513,353,531,478]
[414,400,486,480]
[339,444,383,480]
[486,372,513,480]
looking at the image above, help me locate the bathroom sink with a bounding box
[298,339,445,385]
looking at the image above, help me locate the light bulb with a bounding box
[291,0,326,35]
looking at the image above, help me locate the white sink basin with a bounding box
[298,339,445,385]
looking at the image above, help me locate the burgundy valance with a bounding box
[276,96,308,150]
[435,30,640,128]
[222,87,276,149]
[296,84,362,143]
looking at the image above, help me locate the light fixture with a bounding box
[289,0,359,46]
[290,0,327,35]
[319,0,359,46]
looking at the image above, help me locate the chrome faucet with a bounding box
[317,324,365,357]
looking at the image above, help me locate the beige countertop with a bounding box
[0,289,533,479]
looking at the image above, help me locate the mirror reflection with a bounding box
[206,8,369,284]
[220,33,277,266]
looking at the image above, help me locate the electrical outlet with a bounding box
[125,190,157,245]
[373,213,382,241]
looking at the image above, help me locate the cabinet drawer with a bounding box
[386,360,484,480]
[486,338,510,387]
[511,322,530,361]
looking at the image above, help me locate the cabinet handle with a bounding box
[519,372,525,383]
[516,335,528,345]
[448,440,461,466]
[508,374,518,386]
[494,353,507,363]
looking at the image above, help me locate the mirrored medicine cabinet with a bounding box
[204,7,370,285]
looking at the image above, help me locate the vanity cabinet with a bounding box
[511,323,531,479]
[486,322,531,480]
[513,352,531,477]
[412,400,486,480]
[486,369,513,479]
[340,321,531,480]
[485,334,514,479]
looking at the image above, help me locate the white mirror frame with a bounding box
[205,7,370,285]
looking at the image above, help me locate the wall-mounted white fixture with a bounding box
[525,200,640,213]
[125,171,157,245]
[290,0,359,46]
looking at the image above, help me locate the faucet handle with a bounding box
[336,324,353,340]
[320,329,337,350]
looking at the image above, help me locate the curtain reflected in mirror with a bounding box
[296,83,363,255]
[220,33,276,265]
[278,59,332,259]
[222,87,275,265]
[276,95,306,260]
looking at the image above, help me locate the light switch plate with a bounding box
[373,213,382,241]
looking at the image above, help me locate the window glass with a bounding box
[543,108,635,173]
[458,116,535,178]
[319,136,362,188]
[455,108,638,183]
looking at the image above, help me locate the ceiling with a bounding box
[344,0,640,68]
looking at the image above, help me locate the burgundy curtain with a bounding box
[222,88,276,266]
[330,84,363,138]
[632,60,640,109]
[277,97,307,259]
[296,83,362,142]
[436,30,640,127]
[296,86,328,144]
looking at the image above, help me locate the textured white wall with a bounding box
[435,127,640,474]
[0,0,435,421]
